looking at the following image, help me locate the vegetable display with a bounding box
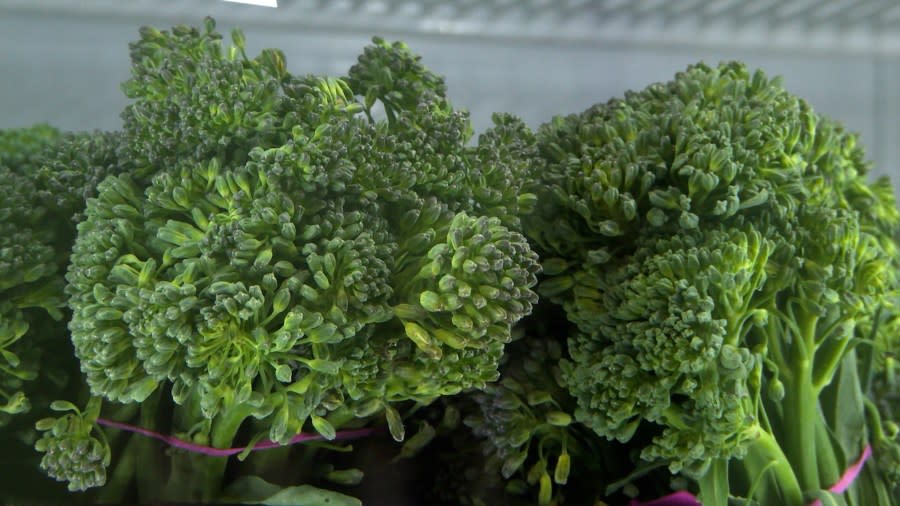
[0,17,897,506]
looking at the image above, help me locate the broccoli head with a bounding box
[1,125,129,431]
[525,62,900,505]
[0,125,64,425]
[58,20,539,499]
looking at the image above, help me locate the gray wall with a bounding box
[0,12,893,181]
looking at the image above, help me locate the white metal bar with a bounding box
[224,0,278,7]
[5,0,900,55]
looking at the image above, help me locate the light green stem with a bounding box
[781,357,820,493]
[779,311,820,493]
[697,458,729,506]
[814,419,839,489]
[740,429,804,506]
[137,389,164,503]
[200,402,257,501]
[96,434,140,504]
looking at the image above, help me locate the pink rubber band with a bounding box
[97,417,377,457]
[631,443,872,506]
[809,444,873,506]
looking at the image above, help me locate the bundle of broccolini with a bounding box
[0,17,898,506]
[519,62,900,505]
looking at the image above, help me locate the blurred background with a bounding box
[1,0,898,183]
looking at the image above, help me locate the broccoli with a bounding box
[34,19,539,502]
[523,62,900,505]
[5,16,900,506]
[0,125,131,503]
[0,124,64,425]
[0,124,123,428]
[465,331,585,506]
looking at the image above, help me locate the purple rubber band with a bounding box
[630,443,872,506]
[97,417,378,457]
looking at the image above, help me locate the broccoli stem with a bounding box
[740,428,804,505]
[812,322,855,393]
[781,361,820,493]
[778,309,821,494]
[96,433,140,504]
[697,458,729,506]
[200,402,257,501]
[814,418,840,488]
[136,389,165,502]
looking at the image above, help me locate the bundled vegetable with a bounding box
[9,18,541,503]
[0,124,64,426]
[2,17,899,506]
[522,62,900,505]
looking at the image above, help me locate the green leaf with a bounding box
[502,450,529,479]
[554,452,571,485]
[270,402,290,444]
[526,390,553,406]
[538,471,552,505]
[824,352,866,460]
[351,399,381,419]
[220,476,362,505]
[231,28,246,48]
[301,359,340,375]
[0,349,21,367]
[546,411,572,426]
[325,469,364,486]
[384,404,405,442]
[35,417,57,431]
[261,485,361,506]
[540,258,569,276]
[49,400,79,413]
[271,288,291,315]
[395,422,435,460]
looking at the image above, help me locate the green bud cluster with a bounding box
[63,19,540,467]
[523,60,900,499]
[1,125,128,431]
[34,400,110,492]
[465,335,578,506]
[0,125,64,427]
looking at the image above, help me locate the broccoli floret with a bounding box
[120,18,292,173]
[525,62,900,505]
[0,124,129,432]
[465,334,579,506]
[0,124,61,170]
[56,20,539,501]
[34,399,110,492]
[0,125,65,426]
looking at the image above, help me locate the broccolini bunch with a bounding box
[3,16,900,506]
[33,18,540,502]
[524,62,900,505]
